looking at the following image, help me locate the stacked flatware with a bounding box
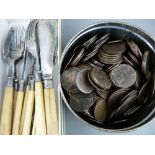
[0,19,59,135]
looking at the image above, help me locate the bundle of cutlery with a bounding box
[0,19,59,135]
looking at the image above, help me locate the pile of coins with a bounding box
[61,33,155,125]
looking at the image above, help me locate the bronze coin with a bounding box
[97,51,123,65]
[96,88,110,99]
[110,64,136,88]
[90,57,105,68]
[101,41,126,54]
[107,40,123,44]
[138,75,155,104]
[76,69,94,94]
[69,92,94,112]
[106,61,122,73]
[61,67,80,93]
[123,104,141,118]
[133,70,143,89]
[127,40,142,59]
[83,35,98,49]
[87,61,100,68]
[107,109,117,122]
[138,81,149,104]
[149,73,155,99]
[70,46,85,66]
[116,90,138,116]
[109,118,129,125]
[108,88,131,111]
[82,33,110,62]
[64,51,76,69]
[123,54,135,68]
[108,90,138,121]
[91,67,112,90]
[88,72,104,91]
[93,33,110,46]
[142,50,151,78]
[76,63,92,70]
[94,99,109,122]
[126,51,141,67]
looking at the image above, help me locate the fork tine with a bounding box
[21,27,25,48]
[29,20,36,38]
[18,27,21,49]
[15,28,18,49]
[12,27,16,50]
[20,27,25,50]
[26,20,34,40]
[3,27,14,60]
[26,22,31,40]
[31,19,38,38]
[28,20,34,39]
[17,27,20,49]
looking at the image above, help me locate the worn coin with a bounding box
[91,67,112,90]
[138,75,155,104]
[133,70,143,89]
[82,33,110,62]
[94,99,108,122]
[123,104,141,118]
[142,50,151,78]
[148,73,155,99]
[127,40,142,59]
[101,41,126,54]
[76,63,92,70]
[126,51,141,68]
[61,67,80,93]
[107,40,123,44]
[109,118,129,125]
[76,69,94,94]
[93,33,110,47]
[97,50,123,65]
[83,35,98,49]
[90,57,105,68]
[123,54,135,68]
[69,92,94,112]
[96,88,110,99]
[70,46,85,66]
[88,72,104,91]
[64,51,76,69]
[108,88,131,111]
[106,61,122,73]
[115,90,138,116]
[110,64,136,88]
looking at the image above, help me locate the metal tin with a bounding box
[60,21,155,132]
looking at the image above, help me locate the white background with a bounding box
[0,0,155,155]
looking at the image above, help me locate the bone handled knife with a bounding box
[37,20,59,135]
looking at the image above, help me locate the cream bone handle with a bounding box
[35,72,46,135]
[22,77,35,135]
[0,77,14,135]
[12,79,26,135]
[20,85,29,134]
[32,113,36,135]
[13,80,18,119]
[44,79,59,135]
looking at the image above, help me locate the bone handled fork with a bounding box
[21,53,35,135]
[26,20,46,135]
[11,28,26,135]
[0,27,24,134]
